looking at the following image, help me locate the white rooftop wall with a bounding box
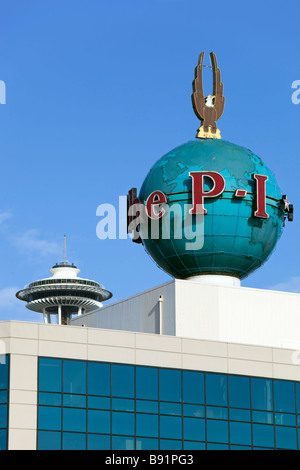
[71,281,176,335]
[70,280,300,349]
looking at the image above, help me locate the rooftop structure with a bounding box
[16,236,112,325]
[5,51,297,451]
[132,51,293,284]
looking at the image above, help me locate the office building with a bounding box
[0,51,297,450]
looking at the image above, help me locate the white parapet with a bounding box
[70,279,300,349]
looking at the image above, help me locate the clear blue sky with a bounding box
[0,0,299,322]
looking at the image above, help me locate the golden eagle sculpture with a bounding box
[191,51,225,139]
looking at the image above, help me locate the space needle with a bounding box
[16,236,112,325]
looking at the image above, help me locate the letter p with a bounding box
[189,171,225,214]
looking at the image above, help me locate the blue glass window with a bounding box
[63,394,86,408]
[136,367,158,400]
[229,375,250,408]
[63,432,86,450]
[88,396,110,410]
[38,430,61,450]
[0,430,6,450]
[136,437,158,450]
[88,362,110,396]
[251,378,273,411]
[206,373,228,406]
[39,358,62,392]
[183,371,204,404]
[63,360,86,395]
[0,404,7,429]
[160,439,182,450]
[206,406,228,420]
[229,409,251,422]
[112,436,134,450]
[0,357,8,451]
[88,434,110,450]
[112,364,134,398]
[39,392,61,407]
[160,415,182,440]
[296,383,300,413]
[112,411,135,436]
[38,406,61,431]
[160,369,181,402]
[0,358,9,390]
[183,404,205,418]
[136,400,158,414]
[274,380,295,413]
[229,421,251,446]
[112,398,135,412]
[184,441,205,450]
[207,419,228,443]
[275,426,297,449]
[0,390,7,404]
[207,443,229,450]
[252,410,273,424]
[230,445,251,450]
[275,412,296,426]
[252,424,274,448]
[253,446,271,449]
[88,409,110,434]
[63,407,86,432]
[36,358,300,450]
[183,417,205,441]
[160,402,181,415]
[136,413,158,438]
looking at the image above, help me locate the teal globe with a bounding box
[139,139,285,280]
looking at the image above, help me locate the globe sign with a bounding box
[137,139,287,280]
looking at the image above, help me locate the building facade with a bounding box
[3,51,296,451]
[1,281,300,451]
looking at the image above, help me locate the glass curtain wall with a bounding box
[37,357,300,450]
[0,355,9,450]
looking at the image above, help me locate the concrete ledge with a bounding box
[1,320,300,381]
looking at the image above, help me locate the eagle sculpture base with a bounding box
[196,125,221,140]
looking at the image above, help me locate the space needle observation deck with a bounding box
[16,236,112,325]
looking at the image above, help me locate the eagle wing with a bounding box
[210,52,225,120]
[191,51,206,121]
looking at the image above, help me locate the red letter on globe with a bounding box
[145,190,168,219]
[127,188,140,232]
[253,174,269,219]
[189,171,225,215]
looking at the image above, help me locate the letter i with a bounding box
[253,174,269,219]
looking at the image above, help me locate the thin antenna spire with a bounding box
[63,234,67,263]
